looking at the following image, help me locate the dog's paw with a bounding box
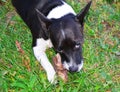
[47,71,57,84]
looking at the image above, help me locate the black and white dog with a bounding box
[12,0,92,83]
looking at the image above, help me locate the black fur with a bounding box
[12,0,63,46]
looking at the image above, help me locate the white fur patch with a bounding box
[34,38,53,52]
[78,60,83,71]
[33,38,56,83]
[63,61,69,70]
[61,29,66,39]
[47,1,76,19]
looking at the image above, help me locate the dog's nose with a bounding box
[69,66,78,72]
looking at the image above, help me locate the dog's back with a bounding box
[12,0,53,21]
[12,0,63,46]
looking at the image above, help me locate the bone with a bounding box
[52,53,68,82]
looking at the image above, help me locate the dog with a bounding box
[12,0,92,83]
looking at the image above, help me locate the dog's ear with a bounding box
[36,9,51,29]
[76,1,92,25]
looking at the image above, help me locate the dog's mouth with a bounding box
[58,53,83,72]
[63,60,83,72]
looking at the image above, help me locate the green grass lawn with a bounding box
[0,0,120,92]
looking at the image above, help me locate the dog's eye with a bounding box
[75,44,80,48]
[57,47,63,53]
[75,44,80,49]
[57,50,63,53]
[74,42,81,49]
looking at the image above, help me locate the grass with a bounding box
[0,0,120,92]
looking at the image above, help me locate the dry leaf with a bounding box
[15,40,31,71]
[6,11,16,25]
[22,55,31,72]
[15,40,24,54]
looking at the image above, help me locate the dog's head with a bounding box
[36,1,91,72]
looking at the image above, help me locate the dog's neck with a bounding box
[47,1,76,19]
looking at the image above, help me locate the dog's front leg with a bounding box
[33,38,56,83]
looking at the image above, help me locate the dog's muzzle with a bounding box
[63,60,83,72]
